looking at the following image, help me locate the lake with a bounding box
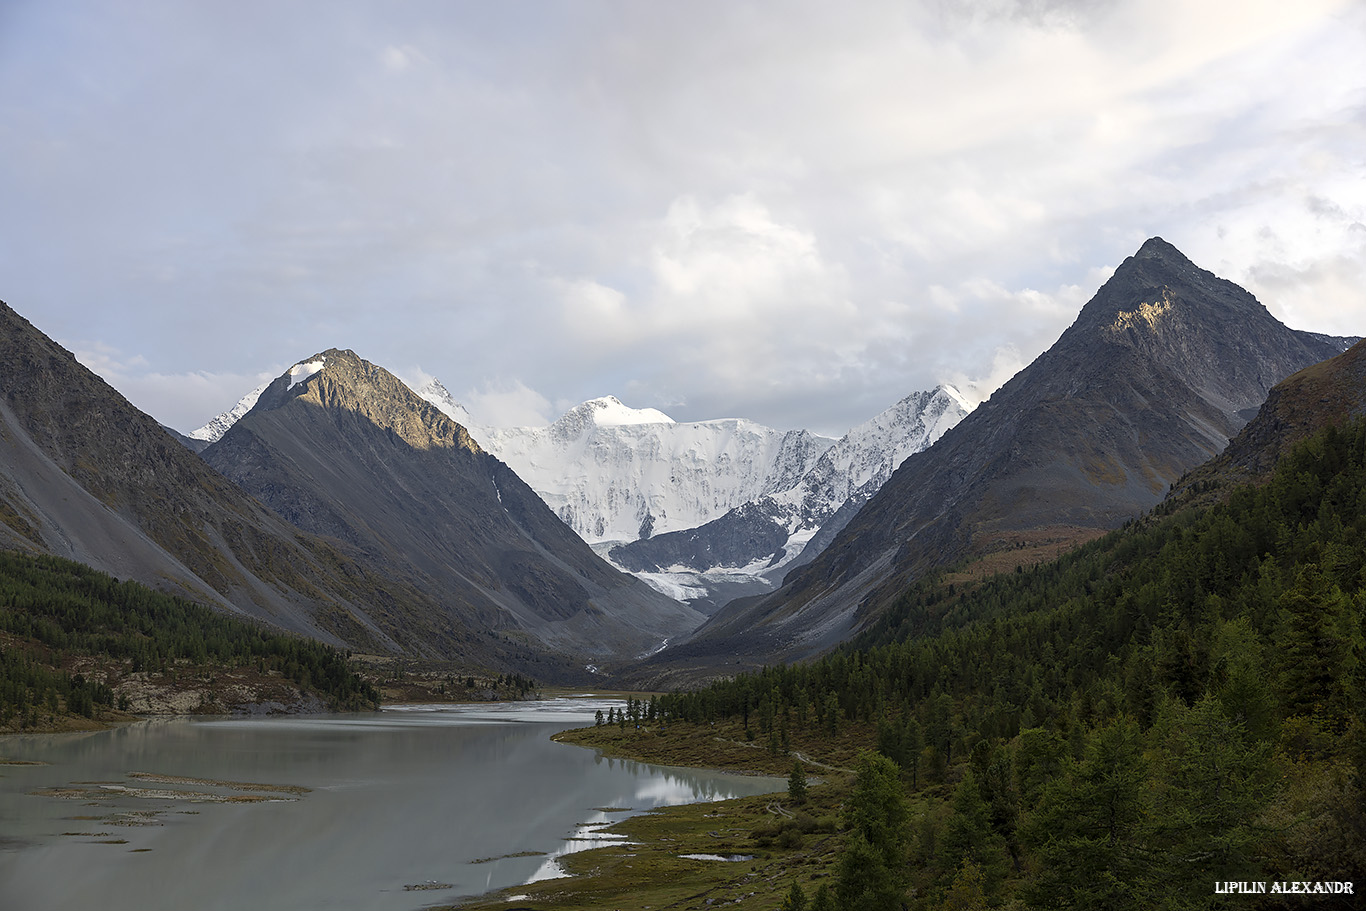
[0,699,783,910]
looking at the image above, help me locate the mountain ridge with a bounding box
[605,383,971,609]
[203,348,706,663]
[0,300,411,654]
[649,237,1355,673]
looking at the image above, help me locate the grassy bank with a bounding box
[448,718,889,911]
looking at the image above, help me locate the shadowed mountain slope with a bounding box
[650,237,1352,676]
[203,349,704,662]
[1174,338,1366,495]
[0,300,407,654]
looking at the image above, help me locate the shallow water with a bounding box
[0,699,782,910]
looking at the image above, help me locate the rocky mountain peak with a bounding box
[1071,237,1268,338]
[203,346,702,663]
[653,238,1351,670]
[238,348,482,457]
[1054,238,1328,426]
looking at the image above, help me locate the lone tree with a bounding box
[788,759,808,804]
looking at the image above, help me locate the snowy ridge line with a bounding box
[186,365,971,610]
[188,380,271,443]
[459,396,835,545]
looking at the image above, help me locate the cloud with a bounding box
[947,346,1030,410]
[69,341,281,434]
[2,0,1363,440]
[379,44,429,71]
[461,379,555,429]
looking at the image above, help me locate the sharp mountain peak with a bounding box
[235,347,484,457]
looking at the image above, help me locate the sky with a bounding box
[1,0,1363,438]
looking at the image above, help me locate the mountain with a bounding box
[1175,338,1366,493]
[190,375,845,611]
[202,349,705,663]
[447,396,835,545]
[188,380,270,444]
[606,385,971,610]
[0,300,422,655]
[656,237,1354,671]
[413,377,476,428]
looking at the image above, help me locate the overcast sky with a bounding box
[2,1,1363,437]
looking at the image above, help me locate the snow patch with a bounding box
[639,638,671,659]
[414,377,476,427]
[288,358,326,390]
[583,396,674,427]
[635,573,709,602]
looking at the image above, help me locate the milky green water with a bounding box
[0,699,782,910]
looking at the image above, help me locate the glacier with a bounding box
[606,384,972,609]
[440,394,835,545]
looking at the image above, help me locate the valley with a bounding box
[3,237,1364,909]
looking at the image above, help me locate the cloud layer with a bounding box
[1,0,1362,436]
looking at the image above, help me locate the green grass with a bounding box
[447,719,880,910]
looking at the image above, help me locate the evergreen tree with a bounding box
[1278,565,1356,736]
[1024,716,1154,910]
[1148,694,1276,890]
[938,769,1008,896]
[836,751,909,910]
[788,759,808,804]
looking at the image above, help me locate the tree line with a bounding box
[0,550,378,727]
[659,418,1366,908]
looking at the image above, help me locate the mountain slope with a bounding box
[0,300,410,654]
[1175,338,1366,493]
[202,350,704,662]
[660,237,1352,669]
[606,385,970,608]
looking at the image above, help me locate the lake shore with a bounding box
[3,700,792,911]
[446,718,862,911]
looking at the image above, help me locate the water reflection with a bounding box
[0,699,781,911]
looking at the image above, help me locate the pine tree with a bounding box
[1148,694,1275,891]
[779,881,807,911]
[836,751,909,910]
[1278,565,1355,736]
[1024,716,1154,910]
[788,759,808,804]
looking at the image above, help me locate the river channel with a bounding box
[0,698,783,910]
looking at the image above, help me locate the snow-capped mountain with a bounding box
[775,384,972,525]
[608,384,971,608]
[193,374,832,549]
[188,380,271,444]
[190,369,969,612]
[462,396,835,544]
[413,378,476,428]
